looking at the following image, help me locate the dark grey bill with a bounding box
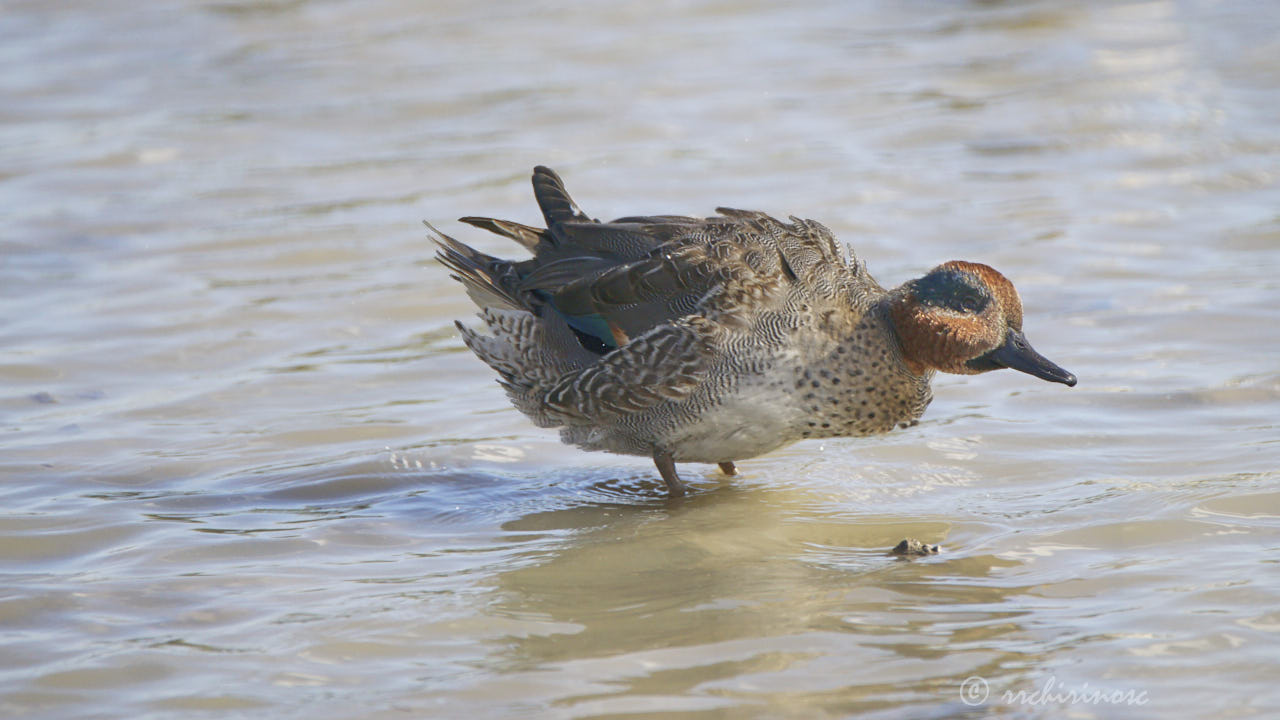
[967,329,1077,386]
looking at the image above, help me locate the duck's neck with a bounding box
[883,290,932,377]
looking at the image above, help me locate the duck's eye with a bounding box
[959,296,979,313]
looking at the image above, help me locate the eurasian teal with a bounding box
[432,166,1076,496]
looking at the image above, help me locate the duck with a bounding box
[431,166,1076,497]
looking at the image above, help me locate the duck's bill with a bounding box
[978,329,1077,387]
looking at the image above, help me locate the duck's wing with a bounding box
[531,210,882,344]
[541,315,721,422]
[517,209,887,423]
[453,167,881,356]
[438,167,889,425]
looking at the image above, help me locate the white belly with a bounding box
[663,397,797,463]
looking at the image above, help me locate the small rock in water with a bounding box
[891,538,939,556]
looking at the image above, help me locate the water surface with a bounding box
[2,1,1278,717]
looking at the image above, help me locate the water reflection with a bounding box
[484,484,1042,714]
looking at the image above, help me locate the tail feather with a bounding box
[427,221,525,311]
[455,308,595,427]
[458,216,544,251]
[533,165,593,227]
[429,166,649,428]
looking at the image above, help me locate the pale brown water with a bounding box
[3,1,1279,718]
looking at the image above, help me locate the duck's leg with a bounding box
[652,449,687,497]
[718,461,737,476]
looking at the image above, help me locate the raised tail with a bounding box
[532,165,593,227]
[426,221,526,311]
[428,212,599,422]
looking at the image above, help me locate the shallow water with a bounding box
[3,0,1279,717]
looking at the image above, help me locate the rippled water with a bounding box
[3,0,1279,717]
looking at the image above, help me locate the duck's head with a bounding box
[889,260,1076,386]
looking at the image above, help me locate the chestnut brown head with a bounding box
[889,261,1076,386]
